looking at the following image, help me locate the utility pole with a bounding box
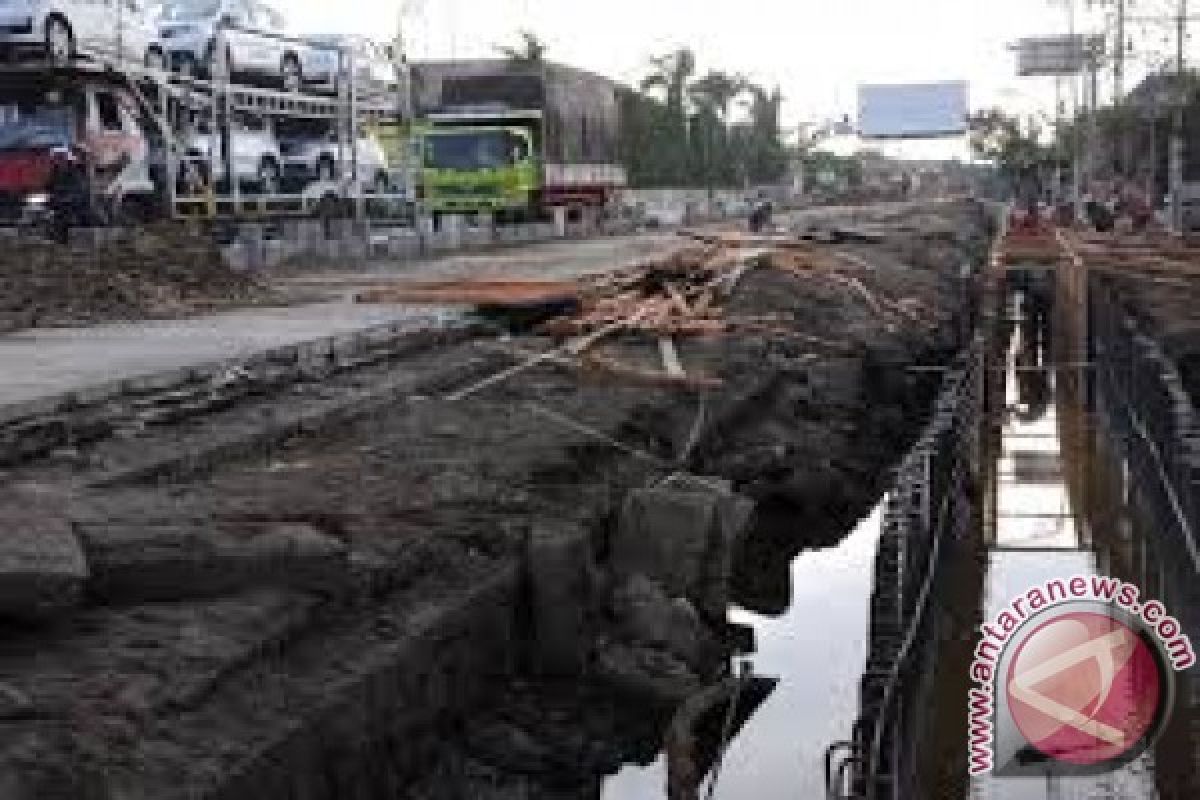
[1115,0,1126,102]
[1114,0,1127,180]
[1170,0,1187,233]
[1069,0,1083,212]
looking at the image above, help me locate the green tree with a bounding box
[641,48,697,119]
[733,83,788,185]
[688,70,747,190]
[640,49,696,184]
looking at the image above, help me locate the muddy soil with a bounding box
[0,224,281,332]
[0,200,993,799]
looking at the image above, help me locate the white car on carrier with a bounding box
[181,111,282,194]
[0,0,167,68]
[279,128,391,193]
[159,0,315,91]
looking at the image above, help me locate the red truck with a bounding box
[0,79,158,228]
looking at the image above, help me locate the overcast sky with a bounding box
[287,0,1190,153]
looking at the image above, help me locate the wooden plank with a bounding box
[659,337,686,378]
[448,307,651,401]
[665,283,692,316]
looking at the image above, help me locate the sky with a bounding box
[286,0,1194,157]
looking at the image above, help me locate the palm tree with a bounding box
[640,49,697,185]
[495,30,547,64]
[641,48,696,120]
[688,70,747,191]
[688,70,746,121]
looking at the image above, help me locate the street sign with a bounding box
[1016,35,1106,77]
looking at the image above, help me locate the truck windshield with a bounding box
[163,0,221,20]
[0,107,71,151]
[425,131,517,170]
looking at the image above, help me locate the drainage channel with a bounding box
[605,256,1200,798]
[968,269,1162,798]
[817,249,1200,800]
[926,262,1199,799]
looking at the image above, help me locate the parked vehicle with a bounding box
[159,0,312,91]
[411,60,626,218]
[302,34,402,101]
[0,0,167,68]
[182,111,282,193]
[279,126,391,192]
[0,82,156,225]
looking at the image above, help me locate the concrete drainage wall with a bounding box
[833,336,985,799]
[1090,278,1200,542]
[1090,276,1200,639]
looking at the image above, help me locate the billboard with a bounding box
[857,82,969,139]
[1016,35,1106,77]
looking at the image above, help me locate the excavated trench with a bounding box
[0,201,997,799]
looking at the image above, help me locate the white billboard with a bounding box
[857,82,969,139]
[1016,35,1106,77]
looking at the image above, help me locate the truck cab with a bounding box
[420,120,538,215]
[0,82,155,224]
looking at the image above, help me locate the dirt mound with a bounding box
[0,225,280,332]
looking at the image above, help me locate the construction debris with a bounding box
[356,225,949,395]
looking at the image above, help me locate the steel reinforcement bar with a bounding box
[825,332,985,800]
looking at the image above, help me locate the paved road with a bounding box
[0,230,692,412]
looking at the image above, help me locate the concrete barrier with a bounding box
[216,183,775,271]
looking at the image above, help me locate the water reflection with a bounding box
[715,503,885,800]
[601,504,886,800]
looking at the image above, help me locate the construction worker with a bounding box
[748,196,773,233]
[46,148,91,242]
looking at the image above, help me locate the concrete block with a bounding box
[0,488,88,620]
[221,243,249,271]
[387,235,420,261]
[526,523,593,677]
[262,240,285,269]
[78,521,349,604]
[613,481,754,618]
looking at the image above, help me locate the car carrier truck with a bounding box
[0,27,414,230]
[410,59,626,221]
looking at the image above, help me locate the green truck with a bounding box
[411,60,626,220]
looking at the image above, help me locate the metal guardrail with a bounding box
[825,333,985,800]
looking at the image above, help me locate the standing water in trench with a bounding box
[603,502,888,799]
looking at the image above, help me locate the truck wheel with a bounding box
[316,157,336,183]
[144,47,167,72]
[281,55,302,93]
[45,17,73,64]
[257,160,281,195]
[177,53,199,78]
